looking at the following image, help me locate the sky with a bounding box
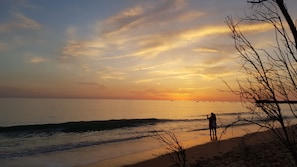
[0,0,296,101]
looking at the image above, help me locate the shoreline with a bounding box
[78,125,275,167]
[124,135,262,167]
[124,128,292,167]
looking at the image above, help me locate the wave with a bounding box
[0,118,209,136]
[0,111,268,136]
[0,135,149,159]
[0,118,168,135]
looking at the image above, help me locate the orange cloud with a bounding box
[28,57,47,64]
[97,69,126,80]
[57,0,275,101]
[193,47,219,53]
[62,0,205,60]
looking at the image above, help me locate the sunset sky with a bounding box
[1,0,296,101]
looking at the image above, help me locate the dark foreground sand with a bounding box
[125,129,295,167]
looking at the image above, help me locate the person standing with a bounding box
[211,113,217,137]
[207,114,212,136]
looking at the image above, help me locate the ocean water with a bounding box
[0,98,293,167]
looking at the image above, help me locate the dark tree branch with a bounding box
[225,1,297,163]
[275,0,297,50]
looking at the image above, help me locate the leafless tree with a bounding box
[247,0,297,49]
[225,0,297,164]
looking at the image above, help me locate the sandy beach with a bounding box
[123,128,293,167]
[77,125,295,167]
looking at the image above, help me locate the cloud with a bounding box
[66,26,78,39]
[62,13,270,61]
[130,64,158,71]
[62,40,105,58]
[77,82,107,89]
[237,22,273,33]
[97,0,189,36]
[129,59,181,72]
[25,53,48,64]
[60,0,275,87]
[134,68,197,84]
[28,57,48,64]
[97,67,127,80]
[193,47,219,53]
[131,88,171,99]
[80,64,91,72]
[185,63,238,79]
[13,12,41,30]
[61,0,204,59]
[130,87,195,100]
[134,77,169,84]
[0,12,41,33]
[98,5,144,36]
[97,72,126,80]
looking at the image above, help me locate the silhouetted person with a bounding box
[207,114,212,135]
[211,113,217,137]
[207,113,217,140]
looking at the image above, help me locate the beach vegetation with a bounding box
[225,0,297,165]
[151,130,187,167]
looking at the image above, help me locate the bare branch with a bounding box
[225,0,297,163]
[151,131,187,167]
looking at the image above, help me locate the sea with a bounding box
[0,98,294,167]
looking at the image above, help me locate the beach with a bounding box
[124,128,293,167]
[77,126,293,167]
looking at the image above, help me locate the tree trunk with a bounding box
[275,0,297,50]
